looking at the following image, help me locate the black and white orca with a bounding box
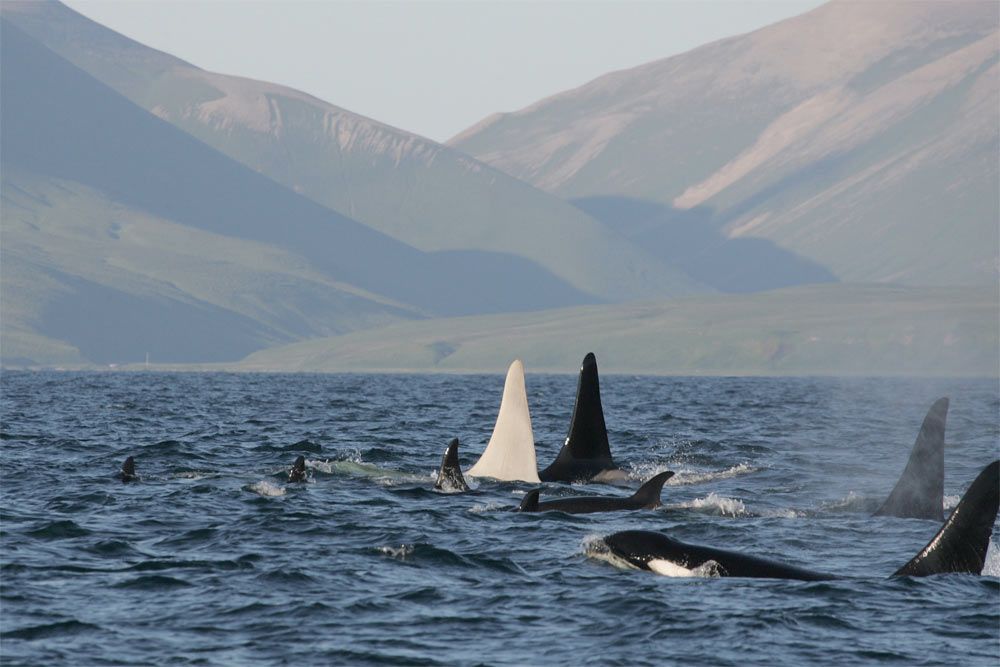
[517,470,674,514]
[120,456,138,483]
[435,438,470,492]
[600,460,999,581]
[288,455,307,483]
[539,353,624,483]
[874,397,948,520]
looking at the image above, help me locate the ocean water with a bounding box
[1,371,998,666]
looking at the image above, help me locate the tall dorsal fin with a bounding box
[539,353,616,482]
[517,489,541,512]
[467,360,540,482]
[629,471,674,508]
[894,460,999,576]
[875,397,948,520]
[435,438,470,492]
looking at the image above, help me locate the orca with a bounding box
[288,455,307,483]
[120,456,137,483]
[435,438,470,492]
[874,397,948,520]
[600,460,999,581]
[539,353,624,483]
[517,470,674,514]
[466,359,541,483]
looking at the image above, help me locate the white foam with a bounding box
[669,492,748,517]
[582,535,638,571]
[982,540,1000,577]
[466,359,541,483]
[943,495,960,511]
[377,544,414,559]
[468,502,507,514]
[631,462,756,486]
[247,480,286,497]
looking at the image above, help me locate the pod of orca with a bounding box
[118,353,999,582]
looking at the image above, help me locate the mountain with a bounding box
[233,284,998,377]
[451,0,999,288]
[2,0,704,303]
[0,20,595,365]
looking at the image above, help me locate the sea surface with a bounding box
[1,371,998,666]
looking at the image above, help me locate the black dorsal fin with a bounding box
[874,397,948,520]
[539,353,616,481]
[629,470,674,508]
[435,438,469,492]
[120,456,137,483]
[288,455,307,483]
[518,489,541,512]
[894,460,999,577]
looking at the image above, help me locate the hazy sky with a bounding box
[64,0,825,143]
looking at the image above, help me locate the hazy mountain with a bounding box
[451,0,999,287]
[3,0,704,303]
[0,20,595,365]
[234,284,998,377]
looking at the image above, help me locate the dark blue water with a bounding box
[2,371,998,666]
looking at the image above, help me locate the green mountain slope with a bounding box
[235,285,998,377]
[2,0,705,302]
[451,1,999,287]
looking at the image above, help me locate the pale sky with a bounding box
[64,0,825,143]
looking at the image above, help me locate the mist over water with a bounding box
[1,371,997,665]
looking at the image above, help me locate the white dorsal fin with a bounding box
[466,359,540,482]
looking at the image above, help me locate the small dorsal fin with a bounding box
[629,470,674,508]
[467,360,540,482]
[894,460,999,576]
[517,489,541,512]
[288,455,307,483]
[120,456,137,483]
[539,353,617,482]
[875,397,948,520]
[435,438,470,492]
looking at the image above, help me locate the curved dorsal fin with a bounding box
[894,460,999,576]
[517,489,541,512]
[120,456,137,483]
[875,397,948,520]
[629,470,674,508]
[539,353,616,481]
[467,360,540,482]
[435,438,470,492]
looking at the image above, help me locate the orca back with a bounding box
[875,397,947,520]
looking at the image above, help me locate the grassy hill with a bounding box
[231,285,998,377]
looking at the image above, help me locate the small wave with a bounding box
[27,520,89,540]
[582,535,638,571]
[944,495,960,511]
[823,491,879,513]
[668,463,757,486]
[668,493,748,517]
[246,481,285,497]
[114,574,191,590]
[5,619,100,640]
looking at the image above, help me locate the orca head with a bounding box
[288,455,307,483]
[120,456,137,483]
[603,530,678,571]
